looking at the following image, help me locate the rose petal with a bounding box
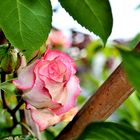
[28,105,61,131]
[44,49,76,74]
[61,107,78,122]
[13,61,36,90]
[53,76,80,115]
[37,58,68,105]
[40,76,67,105]
[27,59,63,108]
[39,58,66,83]
[23,77,61,109]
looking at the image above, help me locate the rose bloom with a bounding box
[13,49,80,131]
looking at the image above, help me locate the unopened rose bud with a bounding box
[0,44,27,74]
[1,47,18,74]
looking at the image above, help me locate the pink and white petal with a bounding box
[53,76,80,115]
[43,50,61,61]
[42,77,67,105]
[39,59,64,83]
[34,59,49,75]
[38,62,50,78]
[61,107,78,122]
[44,50,76,74]
[54,57,71,82]
[28,106,62,131]
[23,78,61,109]
[13,61,36,90]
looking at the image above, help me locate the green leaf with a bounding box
[59,0,113,44]
[44,130,55,140]
[78,122,140,140]
[120,50,140,93]
[128,33,140,50]
[0,45,8,62]
[0,0,52,60]
[0,81,16,94]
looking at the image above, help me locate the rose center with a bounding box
[48,60,66,82]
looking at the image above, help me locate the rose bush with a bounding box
[13,49,80,131]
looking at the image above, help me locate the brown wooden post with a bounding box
[56,64,134,140]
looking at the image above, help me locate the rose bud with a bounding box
[0,46,26,74]
[13,49,80,131]
[1,47,18,74]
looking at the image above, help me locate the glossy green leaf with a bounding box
[0,0,52,60]
[121,50,140,93]
[78,122,140,140]
[59,0,113,44]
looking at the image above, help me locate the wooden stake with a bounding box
[56,64,134,140]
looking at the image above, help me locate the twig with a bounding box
[1,73,12,112]
[55,64,134,140]
[0,73,25,130]
[13,98,24,114]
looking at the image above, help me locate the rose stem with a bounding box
[0,73,24,130]
[1,73,11,111]
[0,74,5,104]
[13,72,28,134]
[13,98,24,113]
[0,73,17,129]
[55,64,134,140]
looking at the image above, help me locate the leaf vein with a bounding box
[84,0,105,35]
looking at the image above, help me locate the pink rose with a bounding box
[13,49,80,131]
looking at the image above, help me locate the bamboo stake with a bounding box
[56,64,134,140]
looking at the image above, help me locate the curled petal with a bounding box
[39,58,67,82]
[23,77,61,109]
[13,61,36,90]
[61,107,78,122]
[27,105,78,131]
[43,49,76,74]
[27,105,61,131]
[41,76,67,105]
[53,76,80,115]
